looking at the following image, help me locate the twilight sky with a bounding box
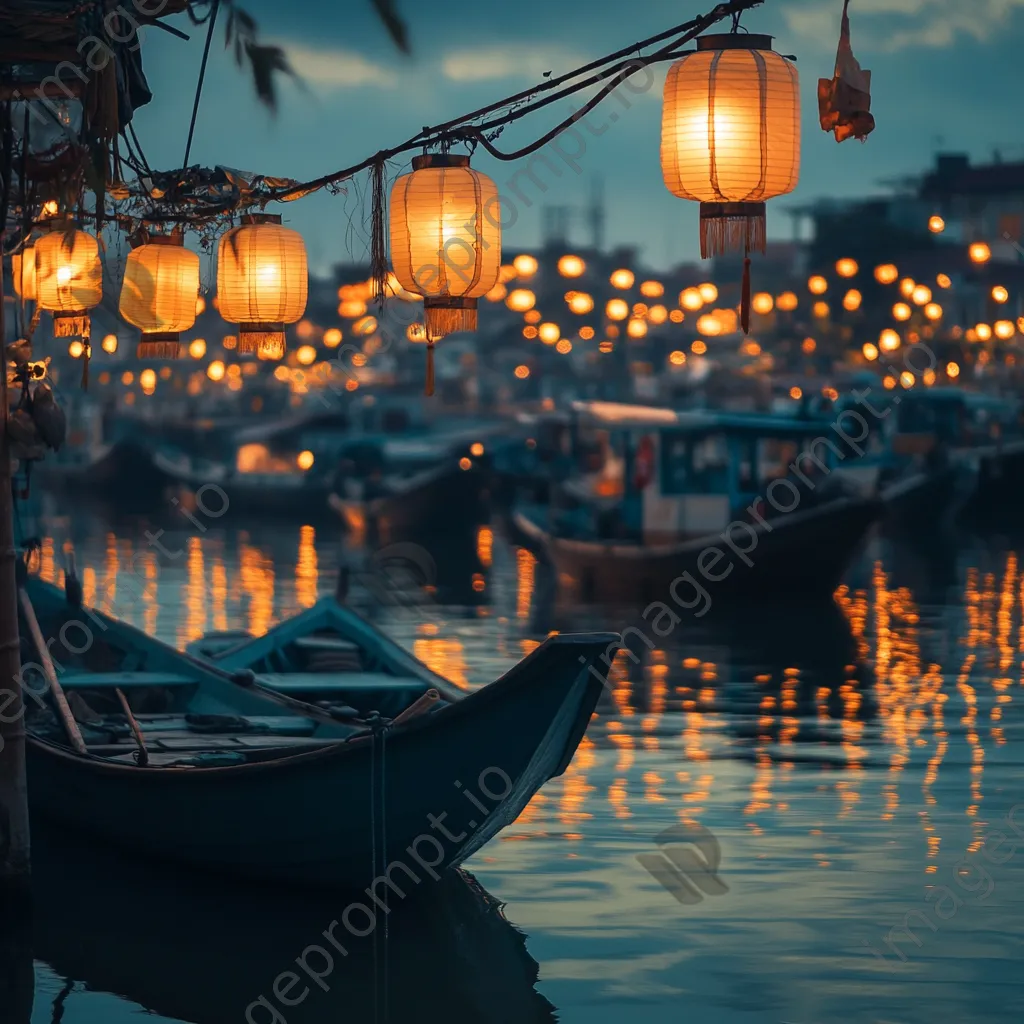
[134,0,1024,272]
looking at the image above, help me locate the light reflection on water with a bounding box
[22,512,1024,1023]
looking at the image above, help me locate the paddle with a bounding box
[114,688,150,767]
[17,588,88,755]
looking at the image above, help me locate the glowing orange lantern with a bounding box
[661,34,798,334]
[390,154,501,342]
[35,222,103,337]
[119,233,200,358]
[12,243,36,300]
[661,34,799,258]
[217,213,308,358]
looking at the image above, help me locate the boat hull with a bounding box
[514,496,880,607]
[332,460,487,540]
[25,634,614,891]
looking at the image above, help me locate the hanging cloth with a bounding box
[818,0,875,143]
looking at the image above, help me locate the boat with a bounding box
[27,823,558,1024]
[186,590,465,717]
[511,401,881,606]
[327,429,498,542]
[19,573,619,890]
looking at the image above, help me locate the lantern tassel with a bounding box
[741,255,752,335]
[81,341,90,391]
[425,340,435,398]
[424,302,478,338]
[699,202,766,259]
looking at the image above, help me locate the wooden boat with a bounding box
[511,401,881,606]
[327,432,494,541]
[19,574,618,890]
[186,592,465,717]
[28,823,557,1024]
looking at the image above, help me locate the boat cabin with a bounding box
[561,402,841,543]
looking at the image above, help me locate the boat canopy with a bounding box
[569,401,833,439]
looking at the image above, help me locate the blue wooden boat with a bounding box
[512,401,881,606]
[29,822,557,1024]
[20,574,618,891]
[186,593,466,718]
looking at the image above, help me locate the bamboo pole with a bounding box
[0,232,32,892]
[18,589,87,755]
[114,687,149,766]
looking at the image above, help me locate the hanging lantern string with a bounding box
[251,0,765,203]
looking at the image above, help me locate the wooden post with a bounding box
[0,232,32,893]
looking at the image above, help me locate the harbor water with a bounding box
[15,504,1024,1024]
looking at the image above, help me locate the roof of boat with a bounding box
[568,401,832,435]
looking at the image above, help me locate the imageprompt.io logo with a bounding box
[636,822,729,906]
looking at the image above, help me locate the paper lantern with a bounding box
[661,34,800,258]
[35,223,103,337]
[390,154,501,340]
[120,234,200,358]
[12,243,36,300]
[217,213,308,358]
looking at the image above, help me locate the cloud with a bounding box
[442,45,589,83]
[279,41,398,89]
[781,0,1024,52]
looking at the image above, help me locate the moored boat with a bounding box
[19,573,618,890]
[511,401,880,606]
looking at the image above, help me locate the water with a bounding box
[10,502,1024,1023]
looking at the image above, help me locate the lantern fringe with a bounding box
[239,327,285,358]
[258,335,287,360]
[699,203,766,259]
[53,313,90,338]
[370,157,389,311]
[425,305,478,338]
[137,339,182,359]
[425,340,435,397]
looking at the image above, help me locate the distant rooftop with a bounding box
[919,153,1024,199]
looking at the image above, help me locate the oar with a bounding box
[393,688,440,726]
[114,687,150,767]
[18,587,88,755]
